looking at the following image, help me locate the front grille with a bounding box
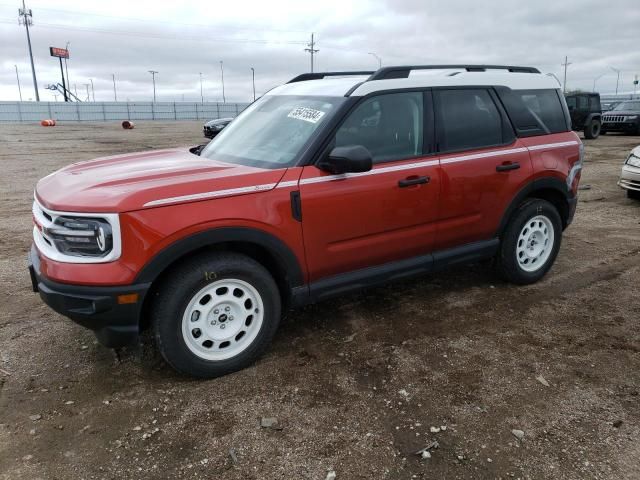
[603,115,625,123]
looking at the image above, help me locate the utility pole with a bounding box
[18,0,39,101]
[148,70,158,102]
[561,56,571,93]
[199,72,204,104]
[84,83,91,102]
[73,83,78,97]
[220,61,226,103]
[90,78,95,102]
[368,52,382,68]
[64,41,70,93]
[610,67,621,95]
[15,65,23,101]
[251,67,256,102]
[112,73,117,101]
[304,33,319,73]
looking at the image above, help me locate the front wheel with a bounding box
[584,119,601,139]
[627,189,640,200]
[151,252,281,378]
[497,199,563,284]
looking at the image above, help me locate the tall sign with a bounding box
[50,47,70,101]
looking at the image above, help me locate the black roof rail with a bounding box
[287,71,375,83]
[368,65,540,81]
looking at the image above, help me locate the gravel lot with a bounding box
[0,122,639,479]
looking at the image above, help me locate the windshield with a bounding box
[200,95,345,168]
[613,101,640,112]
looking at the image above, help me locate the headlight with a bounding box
[44,216,113,257]
[626,115,638,121]
[626,154,640,168]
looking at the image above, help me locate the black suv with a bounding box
[203,117,233,139]
[565,92,602,139]
[602,100,640,135]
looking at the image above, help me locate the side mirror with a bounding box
[317,145,373,174]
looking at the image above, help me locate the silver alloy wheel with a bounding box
[181,278,264,361]
[516,215,555,273]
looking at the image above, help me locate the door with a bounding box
[299,91,440,283]
[434,88,533,250]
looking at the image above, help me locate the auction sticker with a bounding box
[287,107,325,124]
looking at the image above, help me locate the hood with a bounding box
[603,110,640,116]
[36,148,286,213]
[205,118,233,127]
[631,146,640,157]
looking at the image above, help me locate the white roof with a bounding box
[269,69,560,98]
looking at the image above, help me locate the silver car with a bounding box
[619,145,640,199]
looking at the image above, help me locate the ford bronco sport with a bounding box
[29,65,583,378]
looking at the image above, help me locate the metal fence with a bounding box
[0,101,250,123]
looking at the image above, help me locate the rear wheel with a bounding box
[152,252,281,378]
[584,118,601,139]
[497,199,563,284]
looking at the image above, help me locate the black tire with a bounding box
[627,189,640,200]
[151,252,281,378]
[583,119,601,139]
[496,199,563,285]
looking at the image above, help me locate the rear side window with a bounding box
[589,96,601,111]
[434,89,505,152]
[577,96,588,109]
[497,88,569,136]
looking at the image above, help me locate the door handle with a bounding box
[496,162,520,172]
[399,176,430,188]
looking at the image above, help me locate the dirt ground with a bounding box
[0,121,638,480]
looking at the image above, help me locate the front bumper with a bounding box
[619,164,640,192]
[28,244,150,347]
[602,121,638,133]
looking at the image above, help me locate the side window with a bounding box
[334,92,423,163]
[589,96,600,111]
[578,96,588,109]
[565,96,577,109]
[435,89,503,152]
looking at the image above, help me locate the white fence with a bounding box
[0,101,250,123]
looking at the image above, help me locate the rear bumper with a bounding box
[28,244,149,348]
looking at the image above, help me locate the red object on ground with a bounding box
[40,119,56,126]
[122,120,135,129]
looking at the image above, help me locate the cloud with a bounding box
[1,0,639,102]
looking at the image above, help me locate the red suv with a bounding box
[29,65,582,378]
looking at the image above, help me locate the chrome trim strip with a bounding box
[144,141,580,204]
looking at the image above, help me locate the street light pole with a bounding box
[90,78,95,102]
[199,72,204,104]
[368,52,382,68]
[610,67,621,95]
[251,67,255,102]
[84,83,90,102]
[148,70,158,102]
[220,61,226,103]
[592,73,606,92]
[112,73,117,101]
[15,65,23,101]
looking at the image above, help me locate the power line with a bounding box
[0,18,307,45]
[0,3,309,34]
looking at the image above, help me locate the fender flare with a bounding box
[583,112,601,127]
[134,227,304,288]
[496,177,572,236]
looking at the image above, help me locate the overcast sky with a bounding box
[1,0,639,102]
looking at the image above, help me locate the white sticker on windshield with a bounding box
[287,107,326,124]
